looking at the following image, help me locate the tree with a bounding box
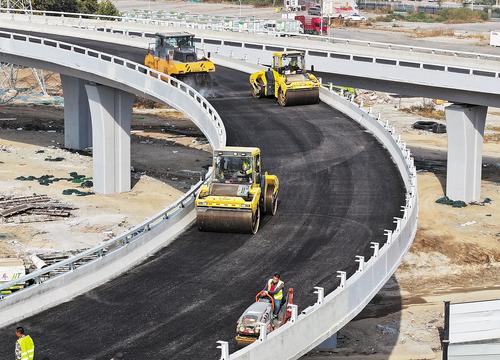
[32,0,79,12]
[77,0,98,14]
[96,0,120,16]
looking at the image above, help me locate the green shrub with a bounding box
[96,0,120,16]
[32,0,79,12]
[77,0,98,14]
[437,8,487,23]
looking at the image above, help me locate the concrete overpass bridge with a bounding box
[0,27,418,359]
[1,10,495,203]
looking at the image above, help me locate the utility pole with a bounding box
[320,0,323,35]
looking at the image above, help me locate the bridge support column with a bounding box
[316,333,337,351]
[445,104,487,202]
[61,75,92,150]
[85,83,134,194]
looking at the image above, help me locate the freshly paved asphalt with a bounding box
[0,32,404,359]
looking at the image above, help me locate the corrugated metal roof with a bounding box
[449,299,500,344]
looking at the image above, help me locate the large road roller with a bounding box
[249,51,320,106]
[144,32,215,85]
[195,147,279,234]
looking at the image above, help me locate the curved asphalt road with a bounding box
[0,32,404,360]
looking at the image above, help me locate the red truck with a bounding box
[295,15,328,35]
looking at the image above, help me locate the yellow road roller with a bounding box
[195,147,279,234]
[144,32,215,84]
[249,51,320,106]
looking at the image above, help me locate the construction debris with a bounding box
[15,172,92,187]
[62,189,94,196]
[44,156,65,162]
[435,196,467,208]
[0,194,76,223]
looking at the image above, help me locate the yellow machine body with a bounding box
[195,147,279,234]
[249,51,320,106]
[144,32,215,82]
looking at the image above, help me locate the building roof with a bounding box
[216,147,260,155]
[449,299,500,344]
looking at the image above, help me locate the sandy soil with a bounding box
[355,93,500,160]
[0,102,211,262]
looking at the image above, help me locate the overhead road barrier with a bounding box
[0,30,226,327]
[1,8,500,63]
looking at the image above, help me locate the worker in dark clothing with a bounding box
[262,273,285,316]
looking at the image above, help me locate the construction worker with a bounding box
[232,158,252,182]
[288,58,300,72]
[15,326,34,360]
[262,273,284,316]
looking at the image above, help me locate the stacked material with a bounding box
[0,194,75,223]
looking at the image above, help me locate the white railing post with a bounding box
[288,304,298,323]
[258,323,267,341]
[216,341,229,360]
[313,287,324,305]
[370,242,379,258]
[355,255,365,272]
[384,229,393,245]
[336,271,346,289]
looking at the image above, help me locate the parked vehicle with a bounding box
[294,15,328,35]
[345,13,367,21]
[308,6,322,16]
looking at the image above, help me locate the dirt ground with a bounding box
[0,100,211,262]
[304,95,499,360]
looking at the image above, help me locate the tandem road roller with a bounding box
[249,51,320,106]
[195,147,279,234]
[144,32,215,85]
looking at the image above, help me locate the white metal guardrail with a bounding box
[0,30,226,326]
[1,8,499,62]
[215,85,418,359]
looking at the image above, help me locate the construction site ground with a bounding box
[0,99,211,263]
[305,95,500,360]
[0,70,498,359]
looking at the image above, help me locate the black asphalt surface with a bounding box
[0,31,405,359]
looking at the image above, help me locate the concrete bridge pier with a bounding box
[85,83,134,194]
[60,75,92,150]
[445,104,487,203]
